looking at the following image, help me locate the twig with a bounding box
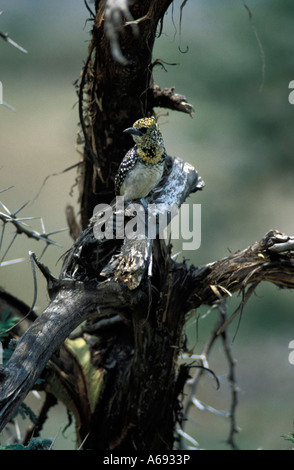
[179,0,189,53]
[216,282,260,336]
[242,1,265,92]
[83,0,95,18]
[180,301,240,450]
[218,304,240,450]
[0,191,65,262]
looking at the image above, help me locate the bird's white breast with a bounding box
[120,161,163,201]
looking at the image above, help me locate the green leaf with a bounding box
[0,437,52,450]
[0,309,19,340]
[281,432,294,444]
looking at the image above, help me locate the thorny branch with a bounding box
[0,187,66,264]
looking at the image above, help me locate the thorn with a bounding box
[40,217,46,234]
[12,216,40,223]
[31,232,62,247]
[0,223,6,251]
[0,186,14,194]
[43,227,68,237]
[0,232,17,263]
[0,257,25,267]
[0,32,28,54]
[30,251,59,295]
[38,244,49,260]
[0,200,12,215]
[1,102,16,112]
[12,201,30,216]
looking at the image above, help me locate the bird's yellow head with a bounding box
[124,116,162,148]
[123,116,165,163]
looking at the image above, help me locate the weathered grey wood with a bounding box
[99,156,204,289]
[0,280,134,432]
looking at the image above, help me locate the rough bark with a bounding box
[79,0,174,227]
[186,230,294,309]
[0,280,134,432]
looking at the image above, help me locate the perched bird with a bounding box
[115,116,166,201]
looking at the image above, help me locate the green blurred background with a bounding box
[1,0,294,450]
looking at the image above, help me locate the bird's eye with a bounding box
[140,128,148,134]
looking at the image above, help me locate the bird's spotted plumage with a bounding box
[115,116,166,201]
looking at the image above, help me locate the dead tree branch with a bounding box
[151,85,194,117]
[0,277,141,432]
[185,230,294,313]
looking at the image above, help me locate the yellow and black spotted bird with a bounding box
[115,116,166,201]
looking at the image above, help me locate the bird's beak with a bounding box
[123,127,142,137]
